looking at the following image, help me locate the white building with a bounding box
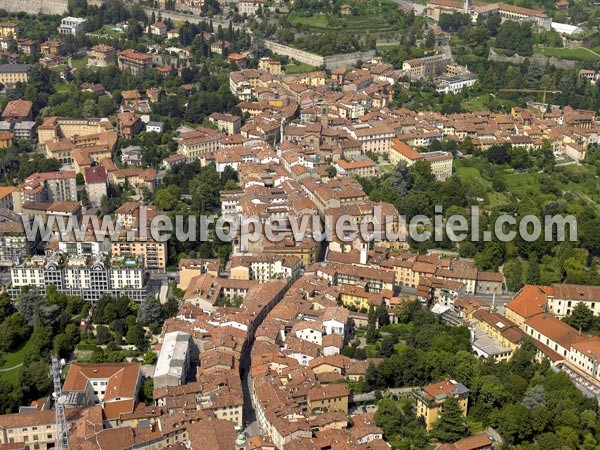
[551,22,583,35]
[57,17,87,35]
[436,74,478,95]
[154,331,192,389]
[58,239,106,257]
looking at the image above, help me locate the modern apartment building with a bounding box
[9,254,148,301]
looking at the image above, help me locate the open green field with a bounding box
[284,62,317,74]
[290,12,399,35]
[72,55,88,69]
[0,338,33,384]
[377,43,401,52]
[536,47,600,61]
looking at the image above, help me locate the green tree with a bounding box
[375,398,403,436]
[126,324,147,348]
[431,397,469,443]
[526,253,540,284]
[563,303,594,332]
[137,296,163,325]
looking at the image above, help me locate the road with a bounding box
[391,0,426,15]
[139,6,245,31]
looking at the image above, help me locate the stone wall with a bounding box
[488,48,577,70]
[0,0,102,15]
[264,40,376,70]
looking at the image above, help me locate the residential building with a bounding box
[0,216,28,266]
[62,362,141,422]
[83,166,108,208]
[1,99,32,121]
[415,380,469,430]
[117,112,143,139]
[16,171,78,206]
[149,21,168,36]
[9,254,149,301]
[57,17,86,35]
[0,64,30,88]
[111,238,168,271]
[208,113,242,135]
[0,22,17,38]
[118,49,153,76]
[88,44,116,67]
[40,39,64,56]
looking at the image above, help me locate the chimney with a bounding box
[360,244,368,265]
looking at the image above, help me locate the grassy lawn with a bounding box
[0,338,33,384]
[284,62,317,74]
[290,12,398,35]
[455,166,491,196]
[536,47,600,61]
[72,55,88,69]
[377,43,400,52]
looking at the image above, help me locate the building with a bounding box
[0,22,17,38]
[149,21,168,36]
[345,122,395,154]
[118,49,153,76]
[83,166,108,208]
[111,238,168,272]
[178,258,220,290]
[62,363,141,421]
[230,254,302,282]
[177,127,225,162]
[547,284,600,317]
[239,0,264,15]
[88,44,116,67]
[0,64,30,89]
[57,17,87,35]
[402,53,452,79]
[258,57,282,74]
[117,112,143,138]
[307,384,350,414]
[153,331,192,389]
[389,140,453,181]
[475,3,552,30]
[333,159,377,178]
[208,113,242,135]
[415,380,469,430]
[9,254,149,301]
[0,215,29,267]
[1,99,32,121]
[40,39,64,56]
[16,171,78,206]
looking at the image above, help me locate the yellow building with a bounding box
[177,258,220,290]
[415,380,469,430]
[0,22,17,38]
[0,64,30,89]
[307,384,349,415]
[339,284,384,310]
[111,239,168,271]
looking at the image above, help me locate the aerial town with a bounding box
[0,0,597,448]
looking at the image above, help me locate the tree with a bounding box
[380,334,396,358]
[564,303,594,332]
[522,385,546,410]
[431,397,469,443]
[137,296,163,325]
[366,324,379,344]
[526,253,540,284]
[96,325,111,345]
[126,324,147,348]
[375,398,403,436]
[375,306,390,327]
[0,313,30,352]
